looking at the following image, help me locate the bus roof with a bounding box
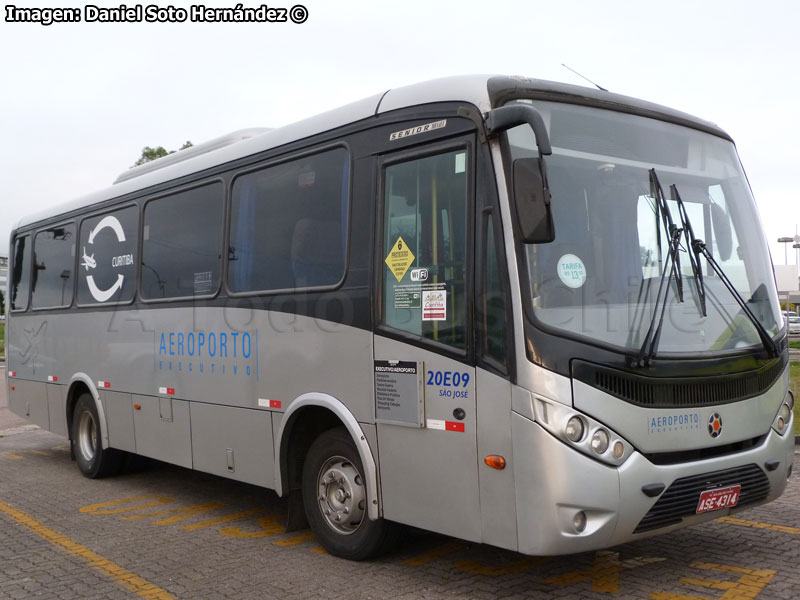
[13,74,728,231]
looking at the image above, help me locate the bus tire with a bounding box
[72,393,122,479]
[302,427,399,560]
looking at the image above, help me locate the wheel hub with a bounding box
[316,456,365,535]
[77,411,97,463]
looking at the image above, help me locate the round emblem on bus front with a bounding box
[708,413,723,438]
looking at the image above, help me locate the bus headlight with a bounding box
[590,429,610,454]
[772,391,794,435]
[531,394,632,466]
[565,417,585,442]
[612,440,625,459]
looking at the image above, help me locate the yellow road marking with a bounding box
[718,516,800,535]
[544,551,665,593]
[81,496,175,515]
[403,541,465,566]
[0,499,174,600]
[3,451,23,460]
[650,562,775,600]
[456,556,545,576]
[273,531,316,546]
[219,514,285,539]
[151,502,226,526]
[180,508,265,531]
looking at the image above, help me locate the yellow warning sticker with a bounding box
[385,236,415,282]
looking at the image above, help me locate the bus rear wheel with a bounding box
[72,393,122,478]
[302,428,399,560]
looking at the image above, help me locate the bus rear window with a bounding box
[11,235,31,311]
[228,147,349,293]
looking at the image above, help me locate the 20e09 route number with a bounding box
[426,370,470,388]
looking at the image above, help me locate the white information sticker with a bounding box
[454,152,466,174]
[556,254,587,289]
[422,289,447,321]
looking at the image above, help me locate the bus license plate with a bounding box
[696,485,741,514]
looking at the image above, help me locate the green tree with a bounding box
[131,140,193,168]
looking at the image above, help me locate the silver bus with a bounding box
[6,75,795,560]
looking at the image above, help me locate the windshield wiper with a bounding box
[634,171,685,367]
[670,184,707,317]
[634,170,684,367]
[668,183,779,358]
[651,169,684,302]
[690,239,779,358]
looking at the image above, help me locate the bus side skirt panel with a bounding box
[274,392,381,521]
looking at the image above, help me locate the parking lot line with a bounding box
[718,516,800,535]
[0,499,175,600]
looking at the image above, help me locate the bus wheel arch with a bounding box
[65,375,109,452]
[275,393,380,523]
[301,427,400,559]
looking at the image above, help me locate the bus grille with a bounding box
[633,464,770,534]
[572,357,786,408]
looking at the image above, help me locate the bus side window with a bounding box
[381,149,468,350]
[228,147,349,294]
[32,223,76,309]
[11,235,31,311]
[142,183,224,299]
[77,206,138,305]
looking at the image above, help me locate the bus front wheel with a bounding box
[72,393,123,479]
[302,428,399,560]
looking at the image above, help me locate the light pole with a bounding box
[778,236,793,264]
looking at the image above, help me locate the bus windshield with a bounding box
[507,100,781,354]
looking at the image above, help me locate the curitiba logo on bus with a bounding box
[155,329,258,379]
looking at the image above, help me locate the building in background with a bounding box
[0,252,7,297]
[775,263,799,312]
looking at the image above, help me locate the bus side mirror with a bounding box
[513,158,554,243]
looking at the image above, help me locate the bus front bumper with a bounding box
[511,412,794,556]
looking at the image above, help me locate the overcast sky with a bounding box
[2,0,798,265]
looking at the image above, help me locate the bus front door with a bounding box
[374,139,481,542]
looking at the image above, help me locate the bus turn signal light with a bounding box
[134,403,141,410]
[484,455,506,470]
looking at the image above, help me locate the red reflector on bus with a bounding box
[270,400,282,409]
[97,381,110,389]
[158,386,176,396]
[445,421,465,432]
[167,387,175,396]
[48,375,58,382]
[8,372,15,377]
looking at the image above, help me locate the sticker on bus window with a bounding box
[556,254,586,289]
[395,288,421,309]
[385,236,415,282]
[194,271,213,294]
[454,153,465,174]
[422,289,446,320]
